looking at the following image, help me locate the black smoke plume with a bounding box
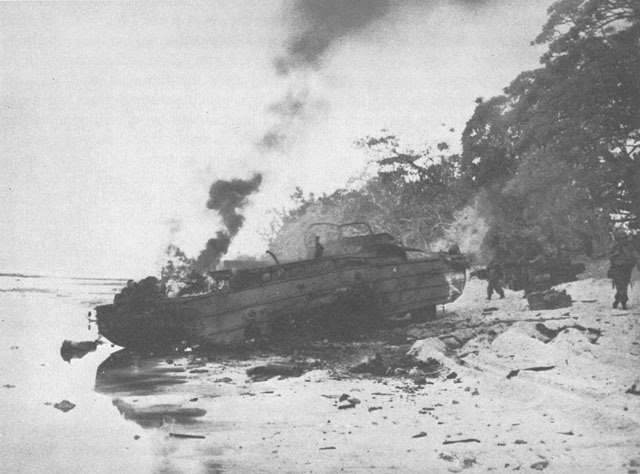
[275,0,390,75]
[260,0,392,153]
[194,173,263,272]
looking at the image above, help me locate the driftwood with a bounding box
[506,366,556,379]
[442,438,481,445]
[169,433,206,439]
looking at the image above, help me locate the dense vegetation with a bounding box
[269,0,640,263]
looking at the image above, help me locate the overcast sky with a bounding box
[1,0,553,278]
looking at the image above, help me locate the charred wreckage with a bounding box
[96,223,467,349]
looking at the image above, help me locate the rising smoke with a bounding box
[259,0,393,153]
[194,173,263,272]
[260,0,494,153]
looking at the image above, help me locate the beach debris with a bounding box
[60,340,98,362]
[506,366,556,379]
[412,431,427,438]
[527,289,572,310]
[338,403,356,410]
[189,368,209,374]
[442,438,481,445]
[2,384,16,389]
[246,363,305,381]
[530,460,549,470]
[534,323,601,344]
[439,452,456,462]
[53,400,76,412]
[319,446,336,450]
[349,353,386,375]
[407,338,446,363]
[558,430,574,435]
[214,377,234,383]
[625,384,640,396]
[440,335,462,349]
[169,433,206,439]
[368,406,382,412]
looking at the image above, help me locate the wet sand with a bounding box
[1,267,639,473]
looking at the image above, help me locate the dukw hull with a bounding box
[96,253,465,348]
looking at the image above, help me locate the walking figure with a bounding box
[608,235,639,310]
[486,259,505,301]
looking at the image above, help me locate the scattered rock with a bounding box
[53,400,76,412]
[530,460,549,470]
[214,377,233,383]
[412,431,427,438]
[626,384,640,396]
[439,452,456,462]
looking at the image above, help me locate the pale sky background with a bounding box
[1,0,553,278]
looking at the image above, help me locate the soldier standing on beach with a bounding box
[608,235,639,310]
[486,259,505,301]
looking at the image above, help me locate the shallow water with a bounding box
[0,274,228,474]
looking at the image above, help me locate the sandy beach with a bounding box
[1,263,639,473]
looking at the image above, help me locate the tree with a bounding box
[268,133,470,257]
[461,0,640,258]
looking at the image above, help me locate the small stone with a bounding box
[53,400,76,412]
[530,460,548,470]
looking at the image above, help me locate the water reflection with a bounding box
[111,398,207,429]
[95,350,189,396]
[95,350,208,429]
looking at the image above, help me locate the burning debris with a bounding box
[113,174,263,304]
[195,174,263,273]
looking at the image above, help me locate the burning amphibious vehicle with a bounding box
[96,222,467,348]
